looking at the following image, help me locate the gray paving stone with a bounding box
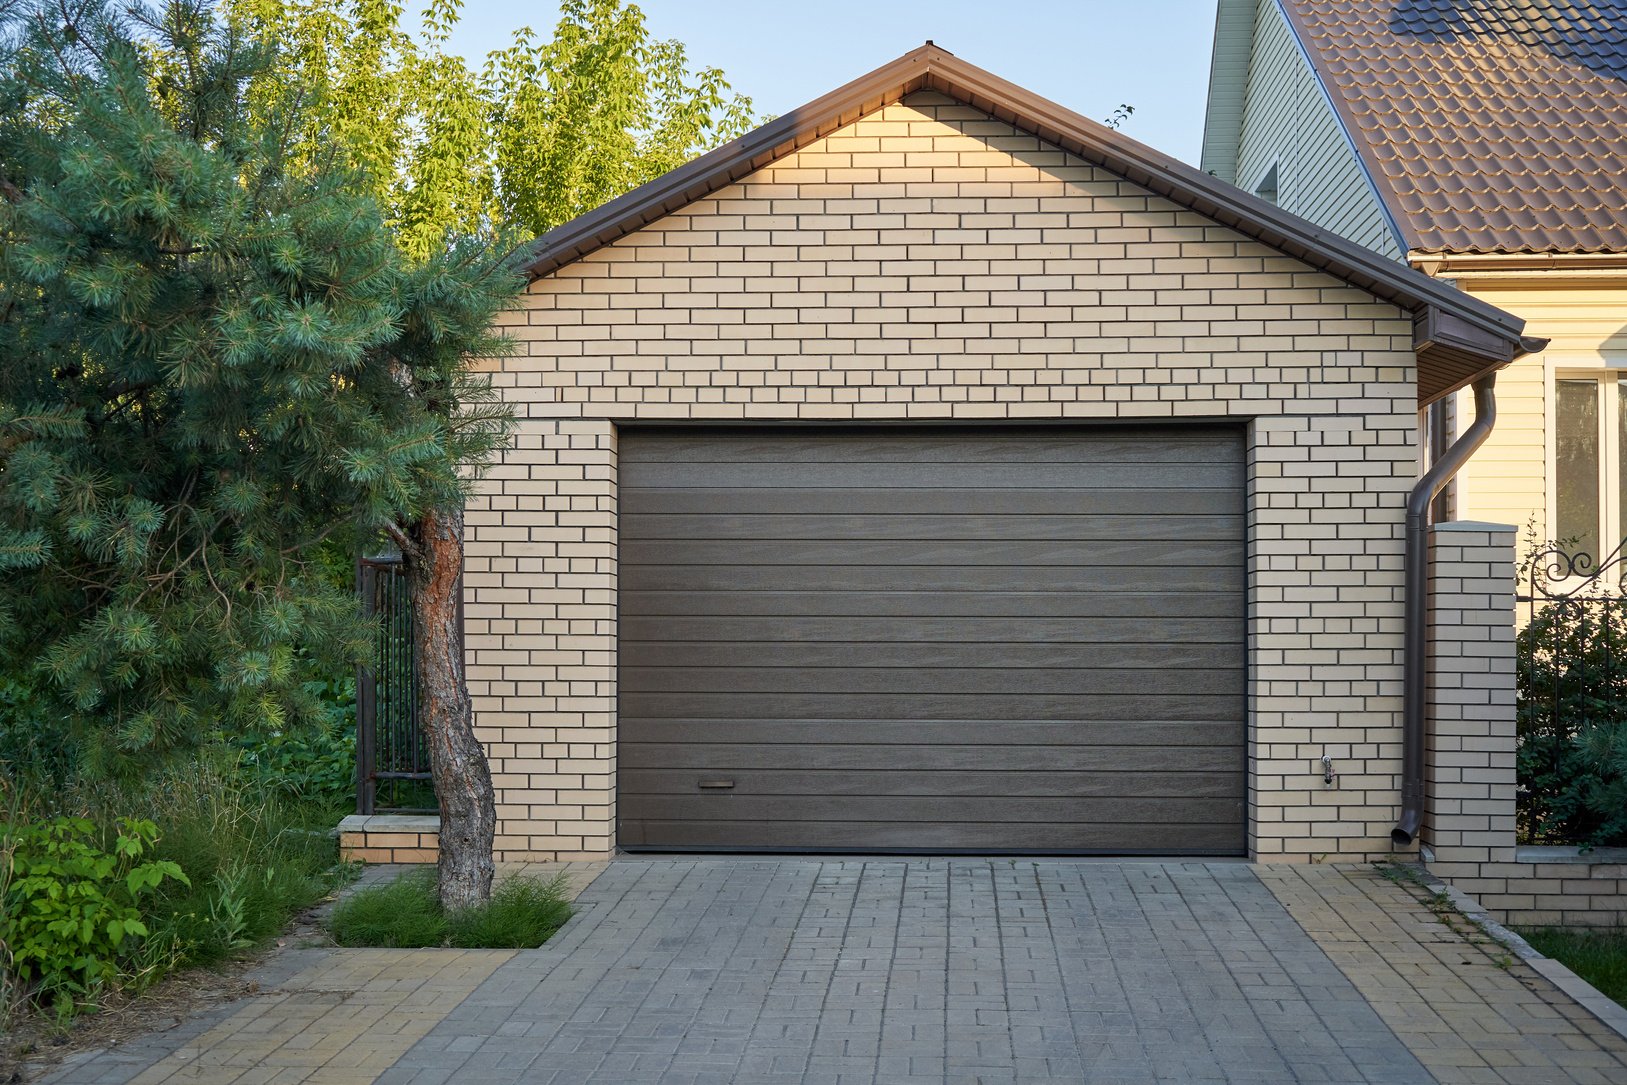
[383,858,1435,1084]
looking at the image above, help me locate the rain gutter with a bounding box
[1393,375,1497,846]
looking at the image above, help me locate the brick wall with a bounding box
[1425,522,1627,926]
[338,815,440,864]
[466,90,1422,862]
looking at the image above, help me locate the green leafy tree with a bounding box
[0,0,519,905]
[222,0,755,257]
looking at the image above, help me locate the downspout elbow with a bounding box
[1393,376,1498,846]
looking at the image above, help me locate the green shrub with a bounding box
[330,871,572,949]
[0,705,355,1022]
[1,816,188,1008]
[231,677,358,814]
[1516,595,1627,847]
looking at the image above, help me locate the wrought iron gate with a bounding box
[356,552,434,814]
[1515,542,1627,842]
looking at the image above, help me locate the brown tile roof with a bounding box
[1282,0,1627,255]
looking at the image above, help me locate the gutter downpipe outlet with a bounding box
[1392,375,1497,847]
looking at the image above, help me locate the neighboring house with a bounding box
[1202,0,1627,564]
[347,43,1541,871]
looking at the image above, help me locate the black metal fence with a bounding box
[356,552,435,814]
[1515,541,1627,845]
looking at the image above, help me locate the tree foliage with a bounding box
[222,0,755,257]
[0,0,519,766]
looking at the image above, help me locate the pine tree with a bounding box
[0,0,519,906]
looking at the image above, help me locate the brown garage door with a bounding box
[617,425,1246,854]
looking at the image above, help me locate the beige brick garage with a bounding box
[457,46,1535,863]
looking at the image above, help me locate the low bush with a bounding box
[1,817,188,1012]
[449,875,573,948]
[2,752,351,1018]
[330,870,572,949]
[1516,593,1627,847]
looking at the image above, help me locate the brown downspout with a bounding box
[1392,375,1497,846]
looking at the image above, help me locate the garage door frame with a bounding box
[614,419,1251,856]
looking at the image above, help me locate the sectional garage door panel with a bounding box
[617,426,1247,854]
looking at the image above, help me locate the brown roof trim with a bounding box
[1416,251,1627,273]
[522,43,1537,404]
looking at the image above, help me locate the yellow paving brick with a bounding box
[1261,864,1627,1085]
[117,948,514,1085]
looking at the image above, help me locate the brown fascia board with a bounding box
[521,43,1534,405]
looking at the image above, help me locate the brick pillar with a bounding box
[1425,521,1518,868]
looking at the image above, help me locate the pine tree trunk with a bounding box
[407,505,495,911]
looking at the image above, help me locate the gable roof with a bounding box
[1210,0,1627,257]
[524,43,1542,404]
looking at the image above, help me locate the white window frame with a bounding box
[1545,358,1627,577]
[1252,162,1279,206]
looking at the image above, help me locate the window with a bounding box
[1253,164,1279,205]
[1554,374,1627,567]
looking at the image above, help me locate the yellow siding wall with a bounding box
[1454,281,1627,554]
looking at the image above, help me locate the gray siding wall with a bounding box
[1234,0,1403,261]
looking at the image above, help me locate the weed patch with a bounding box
[3,752,351,1019]
[1517,927,1627,1008]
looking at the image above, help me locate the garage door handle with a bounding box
[698,779,735,789]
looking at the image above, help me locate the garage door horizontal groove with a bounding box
[622,770,1241,796]
[628,796,1241,820]
[622,693,1244,720]
[620,514,1241,541]
[621,749,1242,769]
[620,721,1240,744]
[622,570,1242,592]
[622,669,1244,696]
[621,644,1240,667]
[624,546,1239,570]
[620,432,1243,462]
[620,618,1242,642]
[622,490,1242,515]
[620,595,1243,618]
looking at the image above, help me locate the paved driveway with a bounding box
[378,859,1426,1085]
[41,859,1627,1085]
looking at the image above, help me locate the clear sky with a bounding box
[434,1,1223,165]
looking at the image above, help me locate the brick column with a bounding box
[1424,521,1518,869]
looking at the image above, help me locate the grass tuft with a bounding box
[329,870,572,949]
[449,873,573,948]
[1517,927,1627,1008]
[328,869,448,947]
